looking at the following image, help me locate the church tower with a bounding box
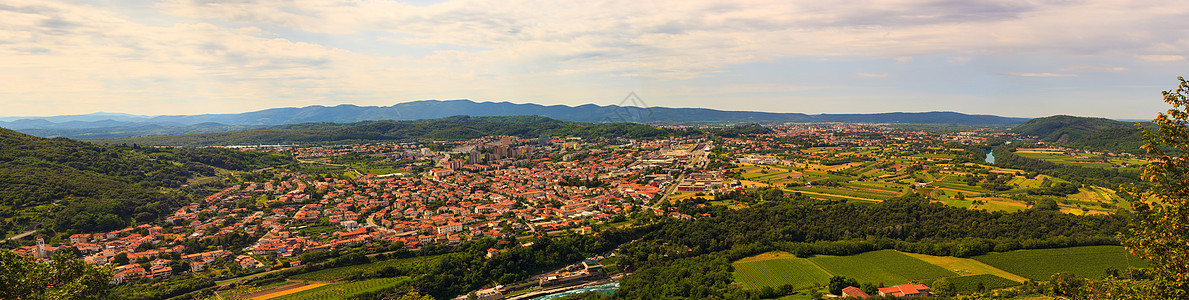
[35,235,46,259]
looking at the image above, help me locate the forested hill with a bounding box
[94,116,747,146]
[0,127,293,235]
[1,100,1030,139]
[1010,115,1152,154]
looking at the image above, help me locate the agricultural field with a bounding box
[784,185,899,201]
[732,249,1049,294]
[946,274,1021,293]
[1014,150,1146,170]
[809,250,957,285]
[250,283,328,300]
[732,252,831,290]
[668,191,715,202]
[217,280,295,300]
[290,256,437,281]
[734,247,1134,294]
[900,252,1028,282]
[729,146,1129,215]
[271,277,411,300]
[973,246,1149,281]
[734,164,805,187]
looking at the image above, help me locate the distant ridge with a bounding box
[1010,115,1152,154]
[1,100,1030,139]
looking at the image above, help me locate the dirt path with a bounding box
[246,282,328,300]
[900,252,1030,283]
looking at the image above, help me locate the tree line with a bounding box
[609,193,1127,299]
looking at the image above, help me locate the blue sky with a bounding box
[1,0,1186,119]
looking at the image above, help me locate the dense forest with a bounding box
[0,127,293,235]
[97,116,676,146]
[97,116,771,146]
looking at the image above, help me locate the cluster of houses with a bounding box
[15,136,721,286]
[25,227,236,284]
[725,124,1001,158]
[840,284,932,299]
[289,142,427,159]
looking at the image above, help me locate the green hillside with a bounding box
[0,127,292,235]
[1010,115,1151,154]
[96,116,769,146]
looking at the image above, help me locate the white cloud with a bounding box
[1138,55,1186,62]
[946,56,972,64]
[1060,65,1126,72]
[148,0,1189,79]
[1003,72,1079,78]
[1,0,1188,116]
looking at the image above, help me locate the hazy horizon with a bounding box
[3,0,1187,119]
[0,99,1157,121]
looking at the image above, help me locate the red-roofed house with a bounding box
[842,286,870,299]
[877,284,930,298]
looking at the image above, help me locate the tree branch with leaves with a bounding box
[1105,76,1189,299]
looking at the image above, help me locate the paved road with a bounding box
[365,213,399,235]
[7,230,35,240]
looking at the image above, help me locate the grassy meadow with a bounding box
[973,246,1149,281]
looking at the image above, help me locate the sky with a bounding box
[1,0,1187,119]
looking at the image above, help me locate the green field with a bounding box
[786,185,899,201]
[973,246,1149,281]
[733,256,832,290]
[946,274,1021,293]
[290,256,436,281]
[217,280,292,300]
[899,252,1028,282]
[808,250,957,285]
[1014,151,1146,170]
[273,277,410,300]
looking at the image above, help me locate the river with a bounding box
[985,150,995,164]
[529,282,619,300]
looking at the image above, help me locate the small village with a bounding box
[10,124,1109,300]
[14,134,726,286]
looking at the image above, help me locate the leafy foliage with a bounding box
[0,250,112,300]
[110,272,215,300]
[946,274,1020,293]
[827,276,858,295]
[1123,76,1189,298]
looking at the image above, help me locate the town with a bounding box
[8,122,1144,300]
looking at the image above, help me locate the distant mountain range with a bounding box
[1,100,1032,139]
